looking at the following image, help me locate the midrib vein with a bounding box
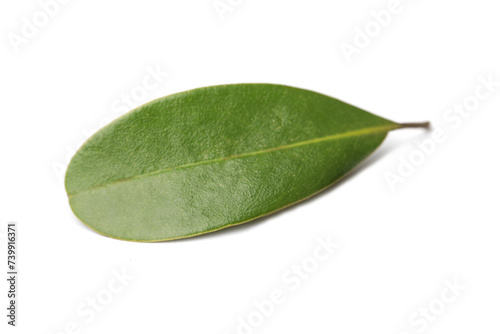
[69,124,398,197]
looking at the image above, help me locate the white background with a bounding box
[1,0,499,333]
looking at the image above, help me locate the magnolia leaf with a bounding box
[65,84,428,241]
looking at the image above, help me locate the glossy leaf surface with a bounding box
[66,84,404,241]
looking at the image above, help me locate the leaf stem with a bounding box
[398,121,430,129]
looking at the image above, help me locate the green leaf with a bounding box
[65,84,428,242]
